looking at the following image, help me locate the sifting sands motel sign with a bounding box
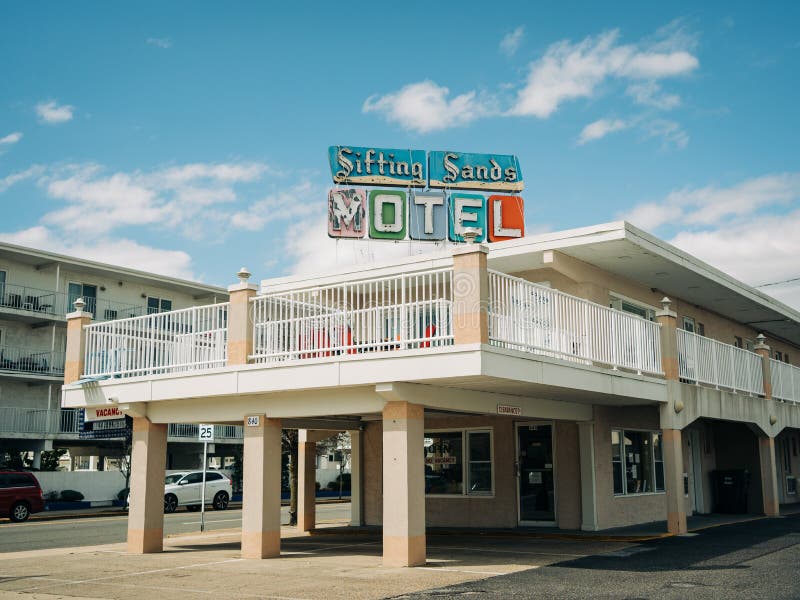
[327,145,525,243]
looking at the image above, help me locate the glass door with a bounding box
[517,424,555,523]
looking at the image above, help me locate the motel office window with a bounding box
[612,430,665,495]
[424,429,493,496]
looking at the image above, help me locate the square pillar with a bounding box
[759,437,780,517]
[656,298,679,380]
[65,299,93,384]
[451,245,489,345]
[297,431,317,533]
[227,268,258,366]
[127,417,167,554]
[382,401,425,567]
[663,428,688,534]
[349,429,363,526]
[577,422,598,531]
[242,415,282,559]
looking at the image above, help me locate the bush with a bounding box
[326,473,351,491]
[44,491,59,501]
[59,489,84,502]
[315,481,321,491]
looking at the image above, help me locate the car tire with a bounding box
[10,501,31,523]
[212,491,229,510]
[164,494,178,513]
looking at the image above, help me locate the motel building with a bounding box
[61,219,800,566]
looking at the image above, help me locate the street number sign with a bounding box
[198,424,214,442]
[246,416,261,427]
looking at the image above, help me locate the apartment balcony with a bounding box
[168,423,244,442]
[0,407,80,437]
[0,282,149,325]
[0,345,65,382]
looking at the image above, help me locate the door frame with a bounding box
[688,429,704,514]
[515,421,558,527]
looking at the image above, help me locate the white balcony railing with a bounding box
[771,359,800,404]
[0,407,80,434]
[251,268,454,363]
[488,271,663,375]
[83,303,229,378]
[677,329,764,396]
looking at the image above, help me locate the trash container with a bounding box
[713,469,749,513]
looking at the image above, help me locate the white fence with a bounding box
[83,303,229,378]
[0,407,79,434]
[677,329,764,395]
[771,359,800,403]
[488,271,663,375]
[251,269,454,363]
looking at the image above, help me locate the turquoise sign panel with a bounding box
[409,191,446,241]
[369,189,407,240]
[429,151,523,192]
[329,146,427,187]
[448,193,486,243]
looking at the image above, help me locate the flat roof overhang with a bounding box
[62,345,667,425]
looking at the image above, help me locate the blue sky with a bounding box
[1,2,799,306]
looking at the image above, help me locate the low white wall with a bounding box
[317,467,341,488]
[35,471,127,503]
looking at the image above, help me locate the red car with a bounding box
[0,470,45,522]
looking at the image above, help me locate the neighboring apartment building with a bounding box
[61,221,800,566]
[0,241,241,471]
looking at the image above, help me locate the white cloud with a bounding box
[229,181,318,231]
[0,132,22,145]
[577,118,629,145]
[626,81,681,109]
[511,29,698,118]
[146,37,172,49]
[625,173,800,231]
[0,226,196,280]
[0,165,45,193]
[644,119,689,149]
[35,100,75,124]
[363,81,493,134]
[500,26,525,57]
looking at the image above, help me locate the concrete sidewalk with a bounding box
[0,523,632,600]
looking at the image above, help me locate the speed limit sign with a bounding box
[198,424,214,442]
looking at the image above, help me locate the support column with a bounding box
[754,334,773,399]
[242,415,282,559]
[127,417,167,554]
[451,244,489,345]
[577,422,598,531]
[349,428,363,526]
[663,428,688,535]
[656,297,679,380]
[227,268,258,366]
[297,430,317,533]
[65,298,93,385]
[759,437,780,517]
[382,401,425,567]
[31,450,42,470]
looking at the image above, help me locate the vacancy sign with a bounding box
[84,406,125,422]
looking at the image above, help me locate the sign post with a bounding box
[198,424,214,532]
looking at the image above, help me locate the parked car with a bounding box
[164,471,232,513]
[127,471,232,513]
[0,470,45,522]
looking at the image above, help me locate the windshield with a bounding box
[164,474,184,485]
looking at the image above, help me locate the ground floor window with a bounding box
[612,429,664,495]
[424,429,493,496]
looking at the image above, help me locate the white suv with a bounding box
[163,471,232,513]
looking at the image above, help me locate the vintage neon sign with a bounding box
[328,145,526,243]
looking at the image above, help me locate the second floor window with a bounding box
[683,316,695,333]
[147,297,173,314]
[68,282,97,314]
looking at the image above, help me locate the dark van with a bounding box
[0,471,45,522]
